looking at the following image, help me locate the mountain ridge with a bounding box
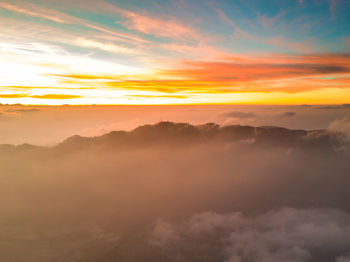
[0,121,345,153]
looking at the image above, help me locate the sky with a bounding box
[0,0,350,105]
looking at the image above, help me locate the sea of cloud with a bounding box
[0,122,349,261]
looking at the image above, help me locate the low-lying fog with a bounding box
[1,121,350,262]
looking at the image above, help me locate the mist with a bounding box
[1,121,350,261]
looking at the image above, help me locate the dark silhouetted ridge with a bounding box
[0,121,346,153]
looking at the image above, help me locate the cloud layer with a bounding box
[150,208,350,262]
[0,121,350,261]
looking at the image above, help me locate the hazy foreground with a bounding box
[1,121,350,262]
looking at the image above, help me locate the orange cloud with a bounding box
[123,95,188,99]
[8,86,93,90]
[164,53,350,83]
[30,94,82,99]
[54,53,350,95]
[0,93,81,99]
[0,93,27,99]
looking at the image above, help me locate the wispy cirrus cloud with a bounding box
[64,0,204,42]
[0,2,69,24]
[258,9,287,29]
[119,11,200,42]
[215,6,321,53]
[74,38,138,54]
[0,1,149,44]
[215,7,254,41]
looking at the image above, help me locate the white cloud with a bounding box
[328,117,350,140]
[150,208,350,262]
[337,256,350,262]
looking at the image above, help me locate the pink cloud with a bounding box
[55,0,204,43]
[118,11,200,41]
[74,0,201,41]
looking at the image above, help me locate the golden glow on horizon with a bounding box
[1,50,350,105]
[1,87,350,105]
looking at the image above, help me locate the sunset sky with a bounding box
[1,0,350,105]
